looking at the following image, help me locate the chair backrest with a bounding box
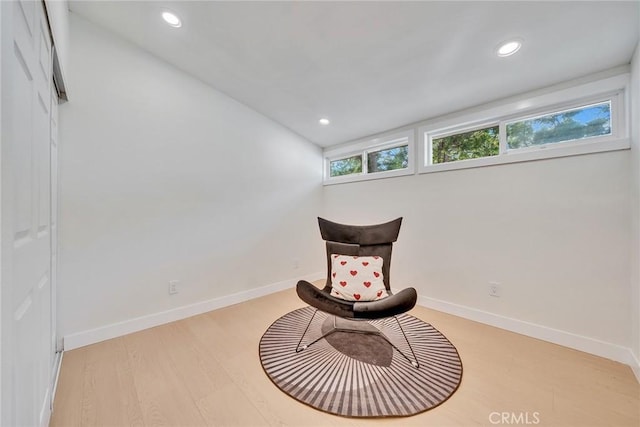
[318,217,402,292]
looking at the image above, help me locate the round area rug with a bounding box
[259,307,463,418]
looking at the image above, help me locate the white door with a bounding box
[1,0,55,425]
[50,73,61,376]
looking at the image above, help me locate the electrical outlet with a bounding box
[168,280,179,295]
[489,282,501,298]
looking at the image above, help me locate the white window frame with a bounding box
[324,130,415,185]
[428,121,501,165]
[502,98,615,153]
[418,74,629,174]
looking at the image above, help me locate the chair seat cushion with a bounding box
[330,254,388,301]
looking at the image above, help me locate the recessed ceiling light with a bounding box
[162,11,182,28]
[496,39,522,57]
[319,118,330,126]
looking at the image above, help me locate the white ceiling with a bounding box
[69,1,639,147]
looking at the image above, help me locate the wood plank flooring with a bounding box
[50,287,640,426]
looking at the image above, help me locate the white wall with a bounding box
[630,41,640,368]
[57,11,638,366]
[58,14,323,340]
[325,129,631,351]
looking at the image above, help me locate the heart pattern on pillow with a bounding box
[330,254,387,301]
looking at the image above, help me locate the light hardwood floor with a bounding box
[50,287,640,427]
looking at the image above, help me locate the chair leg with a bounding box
[387,316,420,369]
[296,311,419,369]
[295,309,341,353]
[295,308,317,352]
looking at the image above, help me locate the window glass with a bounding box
[329,155,363,177]
[367,145,409,173]
[432,126,499,164]
[507,101,611,149]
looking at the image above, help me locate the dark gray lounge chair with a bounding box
[296,217,420,367]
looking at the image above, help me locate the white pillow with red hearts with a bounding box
[330,254,388,301]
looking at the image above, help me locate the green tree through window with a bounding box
[368,146,409,173]
[507,102,611,149]
[329,155,362,177]
[432,126,499,164]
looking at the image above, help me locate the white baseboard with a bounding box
[63,271,324,351]
[419,295,637,372]
[629,349,640,383]
[63,277,640,383]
